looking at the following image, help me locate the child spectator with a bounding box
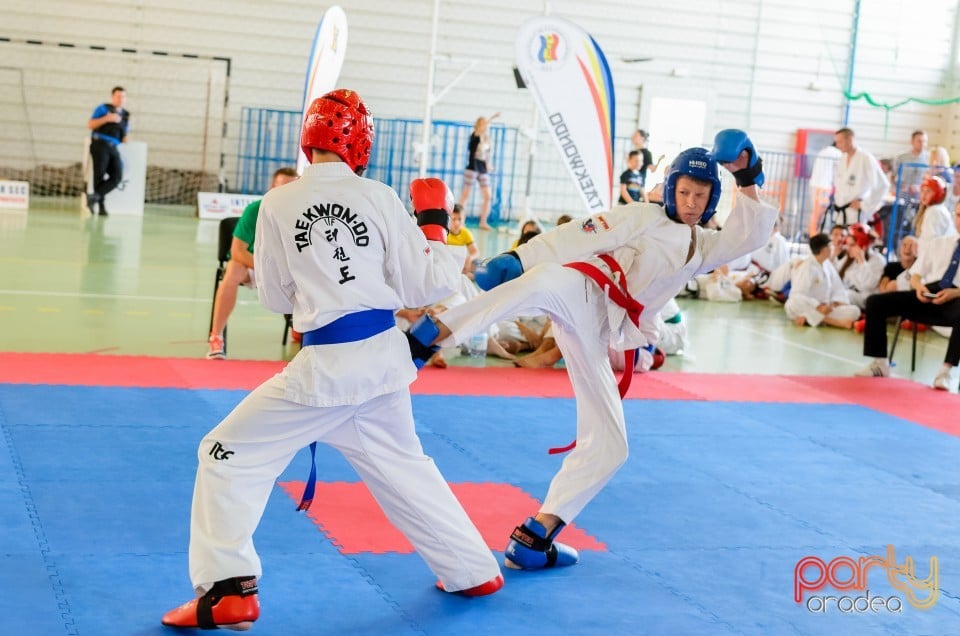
[785,233,860,329]
[447,203,479,271]
[618,150,643,204]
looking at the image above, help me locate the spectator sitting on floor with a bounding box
[785,232,861,329]
[762,255,806,303]
[836,223,884,310]
[830,224,848,268]
[607,298,689,373]
[511,218,545,250]
[733,219,789,299]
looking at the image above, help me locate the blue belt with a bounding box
[295,308,396,512]
[301,309,395,346]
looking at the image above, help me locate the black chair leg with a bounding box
[209,270,222,337]
[910,322,919,372]
[888,319,902,365]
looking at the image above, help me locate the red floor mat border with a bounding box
[2,352,958,437]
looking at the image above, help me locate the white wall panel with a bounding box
[1,0,957,211]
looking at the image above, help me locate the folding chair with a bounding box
[209,217,240,355]
[888,318,919,372]
[208,216,293,355]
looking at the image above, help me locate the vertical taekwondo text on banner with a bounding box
[515,16,615,213]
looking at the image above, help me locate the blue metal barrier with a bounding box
[238,108,908,247]
[235,110,519,224]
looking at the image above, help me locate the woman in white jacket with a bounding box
[914,175,956,254]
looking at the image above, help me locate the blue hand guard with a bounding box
[474,251,523,291]
[406,314,441,369]
[712,129,764,188]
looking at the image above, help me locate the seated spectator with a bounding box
[879,236,918,292]
[785,233,860,329]
[836,223,884,309]
[447,203,480,273]
[607,298,689,373]
[914,175,956,253]
[510,218,544,249]
[762,255,805,302]
[733,219,789,299]
[555,214,574,226]
[855,203,960,390]
[829,224,848,267]
[207,167,299,359]
[690,265,744,302]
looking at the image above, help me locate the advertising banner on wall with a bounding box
[515,16,615,213]
[297,5,349,173]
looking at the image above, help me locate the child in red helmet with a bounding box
[914,175,956,253]
[162,89,501,631]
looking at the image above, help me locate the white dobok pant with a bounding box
[189,377,500,593]
[438,263,629,523]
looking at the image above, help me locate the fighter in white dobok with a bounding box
[162,89,501,631]
[410,130,778,571]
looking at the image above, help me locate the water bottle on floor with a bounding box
[466,332,488,359]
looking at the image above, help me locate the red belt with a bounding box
[551,254,645,454]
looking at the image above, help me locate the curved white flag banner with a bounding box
[297,5,349,173]
[515,16,615,213]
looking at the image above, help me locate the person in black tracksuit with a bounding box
[86,86,129,215]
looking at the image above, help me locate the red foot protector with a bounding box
[278,481,606,554]
[436,573,504,596]
[161,577,259,630]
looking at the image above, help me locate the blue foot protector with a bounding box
[504,517,579,570]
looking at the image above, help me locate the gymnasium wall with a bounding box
[1,0,956,212]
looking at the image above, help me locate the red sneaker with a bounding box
[436,574,504,597]
[162,577,259,630]
[854,319,866,333]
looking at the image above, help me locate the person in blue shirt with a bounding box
[86,86,129,215]
[618,150,643,204]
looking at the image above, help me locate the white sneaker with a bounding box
[854,359,890,377]
[932,368,955,391]
[206,335,226,360]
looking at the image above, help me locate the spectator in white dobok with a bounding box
[785,232,860,329]
[836,223,884,310]
[832,127,890,227]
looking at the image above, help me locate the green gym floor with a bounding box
[0,199,950,389]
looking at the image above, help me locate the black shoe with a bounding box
[85,193,100,215]
[98,205,108,216]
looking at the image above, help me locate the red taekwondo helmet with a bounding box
[300,89,374,176]
[848,223,874,250]
[921,175,947,205]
